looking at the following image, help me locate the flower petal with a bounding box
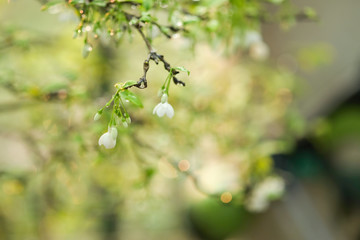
[104,138,116,149]
[109,126,118,140]
[153,102,162,115]
[98,132,106,146]
[98,132,116,149]
[165,102,174,118]
[156,104,166,117]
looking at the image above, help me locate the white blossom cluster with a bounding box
[97,93,175,149]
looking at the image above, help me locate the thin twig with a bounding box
[121,11,186,89]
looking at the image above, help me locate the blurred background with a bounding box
[0,0,360,239]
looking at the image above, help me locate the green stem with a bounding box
[118,95,129,118]
[99,89,121,112]
[164,71,173,95]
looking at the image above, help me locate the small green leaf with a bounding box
[120,90,143,108]
[129,18,139,26]
[140,13,153,23]
[183,16,200,25]
[122,80,138,89]
[143,0,153,11]
[204,0,227,7]
[69,0,85,4]
[174,66,190,76]
[41,0,63,11]
[145,168,156,179]
[206,20,219,31]
[90,0,107,7]
[266,0,284,4]
[304,7,317,19]
[160,26,171,36]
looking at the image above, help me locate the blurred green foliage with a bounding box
[0,0,309,239]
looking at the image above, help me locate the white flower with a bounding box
[242,30,270,61]
[249,41,269,61]
[243,30,262,48]
[98,126,117,149]
[153,101,174,118]
[245,177,285,212]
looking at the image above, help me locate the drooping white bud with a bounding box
[126,116,131,124]
[161,93,168,103]
[153,102,174,118]
[93,112,101,121]
[82,43,93,58]
[109,126,118,140]
[98,127,117,149]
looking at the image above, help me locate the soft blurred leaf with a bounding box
[120,90,143,108]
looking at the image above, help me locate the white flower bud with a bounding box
[93,112,101,121]
[115,117,121,125]
[243,30,262,48]
[109,126,118,140]
[98,127,117,149]
[126,116,131,124]
[82,43,93,58]
[161,93,168,103]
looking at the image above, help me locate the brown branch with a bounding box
[121,12,186,90]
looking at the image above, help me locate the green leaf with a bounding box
[140,13,153,23]
[174,66,190,76]
[69,0,85,4]
[129,18,139,26]
[304,7,317,19]
[120,90,143,108]
[143,0,153,11]
[160,26,171,36]
[266,0,284,4]
[183,16,200,25]
[204,0,227,7]
[41,0,63,11]
[122,80,138,89]
[90,0,107,7]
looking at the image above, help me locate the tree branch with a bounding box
[121,12,186,90]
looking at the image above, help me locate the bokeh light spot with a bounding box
[178,160,190,172]
[220,192,232,204]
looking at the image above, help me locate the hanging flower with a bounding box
[153,101,174,118]
[93,112,101,121]
[98,126,118,149]
[153,93,174,118]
